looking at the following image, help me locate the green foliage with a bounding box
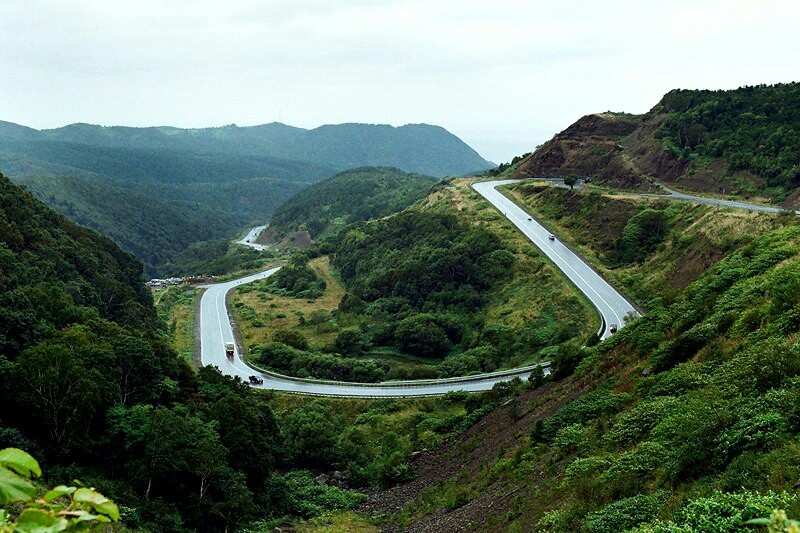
[269,166,437,240]
[619,209,669,264]
[269,470,365,519]
[254,342,388,382]
[636,490,800,532]
[163,237,275,277]
[265,254,326,299]
[0,447,120,531]
[331,209,513,360]
[564,174,578,189]
[14,174,262,277]
[395,314,453,357]
[584,491,665,532]
[281,401,344,467]
[658,83,800,199]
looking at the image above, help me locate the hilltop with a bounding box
[512,83,800,205]
[0,119,492,276]
[266,166,438,244]
[1,119,493,179]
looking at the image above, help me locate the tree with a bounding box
[564,174,579,189]
[282,401,343,467]
[395,314,452,357]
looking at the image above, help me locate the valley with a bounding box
[3,82,800,532]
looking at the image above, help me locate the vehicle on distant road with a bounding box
[225,342,235,359]
[548,234,555,241]
[248,375,264,385]
[528,216,532,221]
[609,323,618,334]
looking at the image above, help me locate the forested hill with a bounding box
[13,174,245,276]
[267,166,438,241]
[0,170,307,530]
[4,120,493,178]
[511,82,800,205]
[0,172,154,350]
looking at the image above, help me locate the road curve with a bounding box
[473,180,639,339]
[650,184,800,215]
[198,267,549,397]
[237,225,270,251]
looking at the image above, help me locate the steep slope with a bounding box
[266,166,438,242]
[13,174,249,276]
[41,121,493,178]
[512,82,800,205]
[0,171,297,532]
[364,200,800,531]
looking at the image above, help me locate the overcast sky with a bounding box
[1,0,798,163]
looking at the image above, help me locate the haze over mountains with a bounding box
[0,119,492,275]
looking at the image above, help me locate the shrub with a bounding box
[584,491,666,533]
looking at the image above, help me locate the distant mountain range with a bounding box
[0,120,493,179]
[0,119,492,275]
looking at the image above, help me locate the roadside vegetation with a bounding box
[370,198,800,531]
[154,285,199,367]
[657,83,800,202]
[507,182,788,306]
[233,178,595,382]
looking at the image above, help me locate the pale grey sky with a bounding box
[1,0,798,163]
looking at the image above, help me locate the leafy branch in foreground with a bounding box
[0,447,119,532]
[745,509,800,532]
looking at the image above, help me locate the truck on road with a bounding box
[225,342,235,359]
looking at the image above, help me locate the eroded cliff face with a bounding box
[513,113,652,189]
[511,111,773,202]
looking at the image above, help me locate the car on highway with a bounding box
[548,234,555,241]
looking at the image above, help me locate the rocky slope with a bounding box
[512,83,800,207]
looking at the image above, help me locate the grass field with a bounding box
[154,285,199,368]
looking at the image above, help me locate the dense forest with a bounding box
[36,121,494,178]
[13,174,244,276]
[267,166,437,241]
[657,83,800,199]
[0,171,523,531]
[0,173,347,529]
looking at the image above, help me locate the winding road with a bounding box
[198,268,549,396]
[198,178,786,396]
[237,225,270,251]
[473,180,638,339]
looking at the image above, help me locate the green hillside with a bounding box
[512,82,800,206]
[267,166,437,241]
[12,174,256,276]
[40,121,494,178]
[656,83,800,200]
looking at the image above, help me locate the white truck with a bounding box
[225,342,235,359]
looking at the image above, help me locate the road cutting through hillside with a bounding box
[200,178,786,395]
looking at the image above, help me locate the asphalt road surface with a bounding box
[236,225,270,251]
[651,184,799,214]
[473,180,639,338]
[198,265,549,396]
[198,179,790,395]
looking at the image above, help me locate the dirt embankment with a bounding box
[511,110,773,202]
[359,358,629,531]
[514,113,652,190]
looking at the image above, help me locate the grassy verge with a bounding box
[505,181,790,306]
[154,285,199,368]
[422,178,598,348]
